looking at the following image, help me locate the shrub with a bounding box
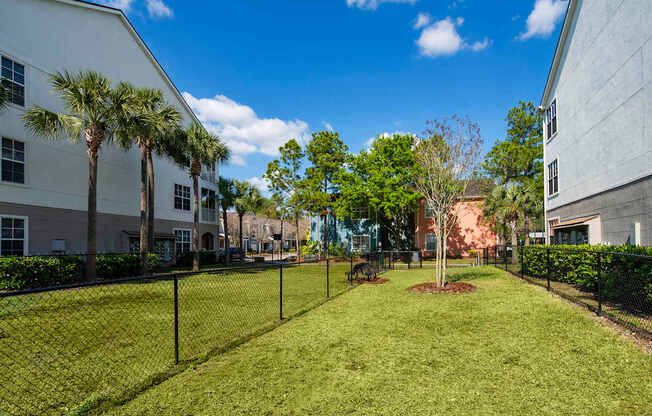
[0,256,84,290]
[0,253,161,290]
[522,244,652,311]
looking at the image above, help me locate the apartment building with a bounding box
[542,0,651,246]
[0,0,220,259]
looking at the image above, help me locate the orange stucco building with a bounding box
[414,197,497,258]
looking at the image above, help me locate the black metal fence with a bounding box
[380,250,481,270]
[0,256,377,416]
[484,245,651,339]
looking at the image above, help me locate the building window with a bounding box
[1,216,26,256]
[2,138,25,184]
[546,99,557,138]
[548,159,558,196]
[201,188,216,222]
[425,204,435,218]
[351,235,370,253]
[425,234,438,251]
[1,56,25,107]
[174,229,191,254]
[174,184,190,211]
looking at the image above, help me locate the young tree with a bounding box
[116,86,181,272]
[185,123,230,271]
[414,116,483,287]
[218,176,237,265]
[263,139,306,257]
[23,71,131,280]
[303,131,348,256]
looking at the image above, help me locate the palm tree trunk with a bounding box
[239,213,244,261]
[86,148,98,281]
[223,208,230,265]
[139,145,148,274]
[295,215,300,261]
[147,146,155,254]
[192,174,200,272]
[511,223,518,265]
[524,217,530,246]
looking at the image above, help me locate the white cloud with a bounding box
[470,37,492,51]
[415,16,491,58]
[346,0,417,11]
[183,92,311,164]
[414,12,431,29]
[145,0,173,18]
[247,176,271,194]
[322,121,334,132]
[519,0,567,40]
[416,17,463,57]
[230,155,246,166]
[98,0,135,11]
[366,131,415,147]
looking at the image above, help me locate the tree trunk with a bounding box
[223,208,231,265]
[524,217,530,246]
[323,178,328,259]
[510,223,518,265]
[147,145,155,255]
[442,235,447,287]
[239,213,244,261]
[139,144,148,274]
[86,146,99,281]
[192,174,200,272]
[295,215,300,261]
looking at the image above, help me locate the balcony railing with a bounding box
[202,208,216,223]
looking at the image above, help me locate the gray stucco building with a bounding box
[542,0,651,246]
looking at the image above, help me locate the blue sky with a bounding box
[100,0,568,193]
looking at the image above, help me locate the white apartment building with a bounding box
[542,0,651,246]
[0,0,221,259]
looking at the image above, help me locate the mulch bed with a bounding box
[408,282,476,294]
[356,278,390,285]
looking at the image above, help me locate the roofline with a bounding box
[54,0,200,125]
[539,0,578,107]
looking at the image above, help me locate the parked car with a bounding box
[218,247,242,263]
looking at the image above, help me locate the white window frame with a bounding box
[351,234,370,253]
[425,233,438,251]
[1,54,26,108]
[173,228,191,254]
[0,214,28,256]
[174,184,191,211]
[547,158,559,197]
[1,137,25,184]
[424,202,435,219]
[545,98,558,141]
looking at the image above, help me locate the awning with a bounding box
[552,216,597,230]
[122,231,177,239]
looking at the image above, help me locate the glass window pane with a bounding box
[13,62,24,75]
[1,68,11,79]
[13,141,24,152]
[1,57,11,69]
[1,229,11,238]
[14,228,24,239]
[14,73,24,84]
[14,219,24,229]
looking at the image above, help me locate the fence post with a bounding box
[326,257,330,298]
[522,246,526,277]
[504,247,507,271]
[408,252,411,270]
[173,274,179,365]
[596,252,602,316]
[349,255,353,288]
[546,247,551,291]
[420,251,423,269]
[279,263,284,320]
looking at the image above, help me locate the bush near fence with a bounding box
[175,250,218,267]
[0,253,160,290]
[522,244,652,310]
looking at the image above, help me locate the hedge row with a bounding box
[522,244,652,310]
[0,253,161,290]
[175,250,218,267]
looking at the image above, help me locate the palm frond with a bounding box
[22,106,83,142]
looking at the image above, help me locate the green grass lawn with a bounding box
[0,263,352,416]
[96,267,651,416]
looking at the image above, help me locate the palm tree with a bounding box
[485,184,526,264]
[218,176,237,265]
[233,180,252,259]
[23,71,130,280]
[116,86,181,271]
[185,123,229,271]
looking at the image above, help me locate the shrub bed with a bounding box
[0,253,161,290]
[175,250,218,268]
[522,244,652,311]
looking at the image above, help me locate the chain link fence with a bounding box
[0,255,377,415]
[484,245,651,340]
